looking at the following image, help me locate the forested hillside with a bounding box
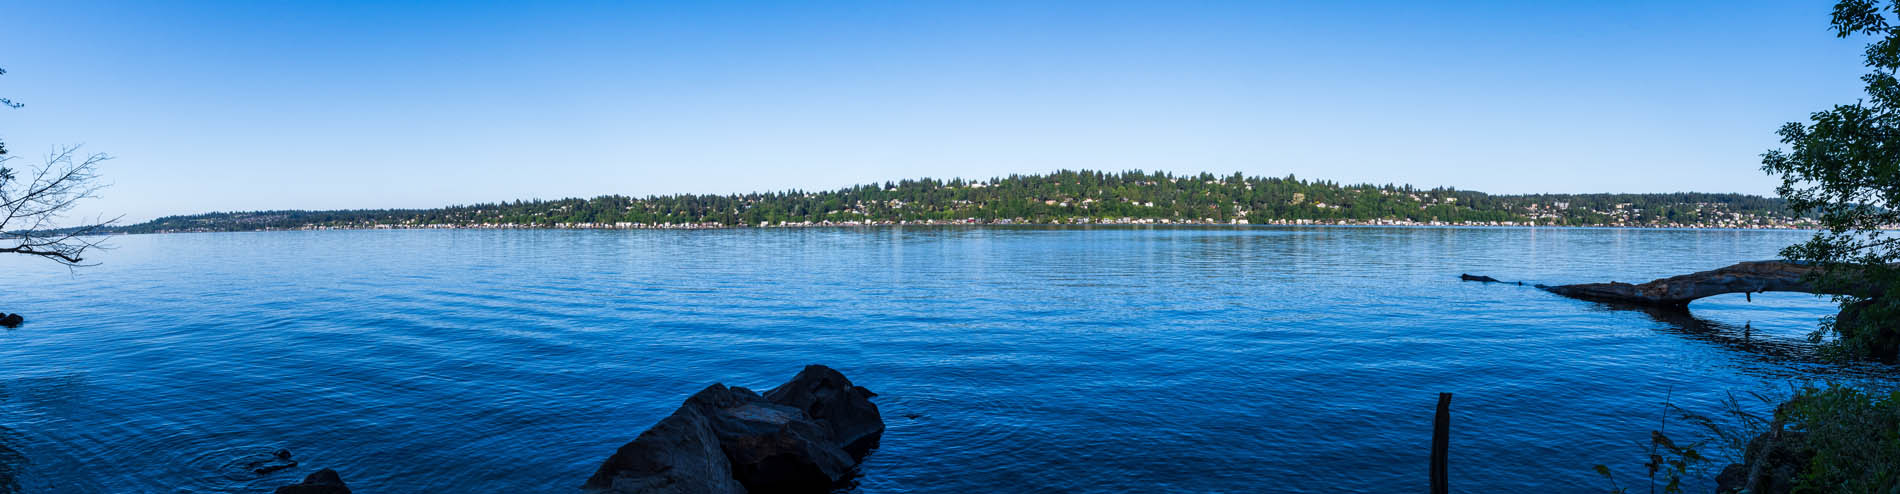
[117,170,1808,233]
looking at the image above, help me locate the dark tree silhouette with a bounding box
[0,146,115,265]
[1,66,116,266]
[1,66,16,156]
[1762,0,1900,360]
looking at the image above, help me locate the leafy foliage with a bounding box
[1783,383,1900,493]
[1668,391,1777,467]
[1762,0,1900,360]
[1592,390,1718,494]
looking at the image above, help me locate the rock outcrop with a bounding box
[761,365,884,460]
[585,365,884,494]
[273,468,352,494]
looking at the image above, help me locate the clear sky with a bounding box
[0,1,1872,223]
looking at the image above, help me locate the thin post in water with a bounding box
[1431,392,1452,494]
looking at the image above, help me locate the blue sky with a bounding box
[0,1,1871,222]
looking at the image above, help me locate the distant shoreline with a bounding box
[127,218,1822,235]
[110,171,1817,235]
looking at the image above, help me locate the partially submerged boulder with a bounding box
[0,313,21,328]
[273,468,352,494]
[585,365,884,494]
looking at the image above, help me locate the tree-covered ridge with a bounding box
[117,170,1811,233]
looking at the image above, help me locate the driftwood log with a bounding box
[1536,260,1842,307]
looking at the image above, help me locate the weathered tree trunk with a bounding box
[1537,260,1841,306]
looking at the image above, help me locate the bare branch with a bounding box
[0,144,116,266]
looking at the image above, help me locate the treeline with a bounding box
[115,170,1804,233]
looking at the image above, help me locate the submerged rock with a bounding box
[585,365,884,493]
[273,468,351,494]
[1458,274,1501,283]
[246,449,298,474]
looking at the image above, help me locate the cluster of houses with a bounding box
[1518,201,1819,229]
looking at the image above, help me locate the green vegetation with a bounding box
[1730,2,1900,491]
[1783,384,1900,492]
[1764,0,1900,361]
[1610,2,1900,492]
[1602,385,1900,493]
[1594,389,1754,494]
[117,170,1808,233]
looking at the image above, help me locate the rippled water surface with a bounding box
[1,227,1892,493]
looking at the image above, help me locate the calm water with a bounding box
[0,227,1891,493]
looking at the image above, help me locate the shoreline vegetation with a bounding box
[122,218,1820,234]
[111,170,1819,234]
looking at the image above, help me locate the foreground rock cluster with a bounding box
[584,364,885,493]
[259,365,878,493]
[273,468,351,494]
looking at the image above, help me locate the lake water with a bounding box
[0,227,1891,493]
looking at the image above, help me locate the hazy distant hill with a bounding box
[116,170,1809,233]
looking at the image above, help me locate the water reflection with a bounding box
[0,227,1878,492]
[1599,302,1820,361]
[0,424,21,494]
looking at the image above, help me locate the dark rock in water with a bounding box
[0,313,21,328]
[700,385,856,492]
[1458,274,1500,283]
[274,468,351,494]
[585,392,745,494]
[762,365,885,460]
[240,449,297,475]
[585,365,884,494]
